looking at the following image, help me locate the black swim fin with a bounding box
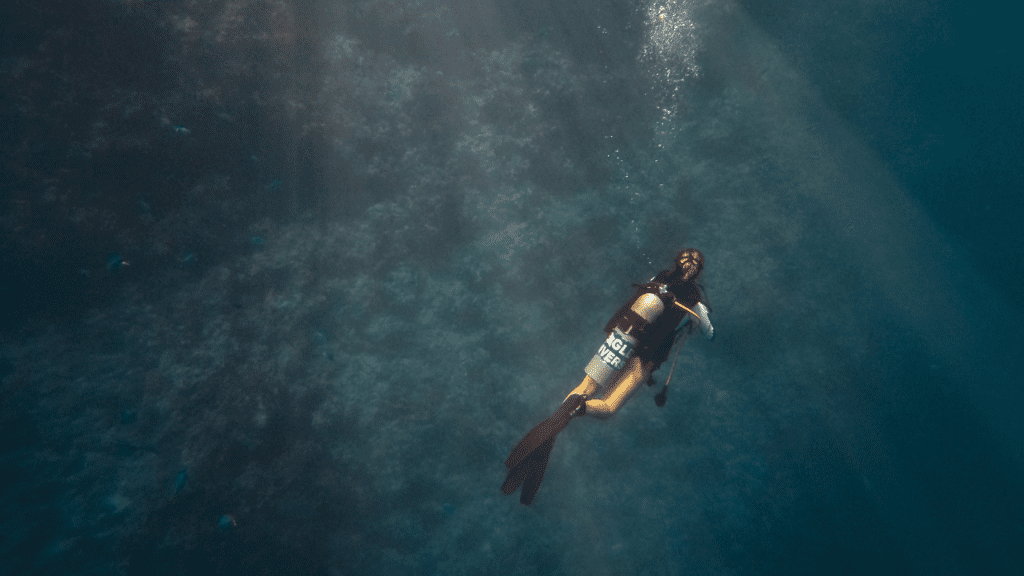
[501,435,555,505]
[501,395,584,505]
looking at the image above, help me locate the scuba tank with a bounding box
[583,291,666,385]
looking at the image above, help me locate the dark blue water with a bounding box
[1,1,1021,575]
[737,0,1024,307]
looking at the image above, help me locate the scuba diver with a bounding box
[501,248,714,505]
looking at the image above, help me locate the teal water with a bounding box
[1,1,1021,574]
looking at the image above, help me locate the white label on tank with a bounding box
[597,328,635,370]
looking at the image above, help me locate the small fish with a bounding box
[218,514,238,529]
[173,125,190,135]
[106,253,129,271]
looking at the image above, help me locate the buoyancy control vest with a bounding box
[592,276,705,375]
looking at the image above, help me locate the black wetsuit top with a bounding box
[603,269,704,370]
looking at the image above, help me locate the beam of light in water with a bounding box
[639,0,1024,463]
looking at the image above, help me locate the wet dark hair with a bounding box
[675,248,704,277]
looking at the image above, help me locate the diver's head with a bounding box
[673,248,704,282]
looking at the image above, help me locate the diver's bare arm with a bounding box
[695,301,714,340]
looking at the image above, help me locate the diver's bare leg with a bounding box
[583,357,652,418]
